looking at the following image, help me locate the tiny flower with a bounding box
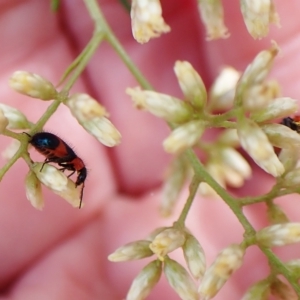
[251,97,298,122]
[241,280,270,300]
[198,244,245,300]
[256,223,300,247]
[164,257,198,300]
[241,0,280,39]
[163,120,205,154]
[217,129,239,148]
[66,94,120,147]
[237,119,284,177]
[174,61,207,110]
[9,71,57,100]
[130,0,170,44]
[0,103,30,129]
[160,156,189,217]
[197,0,229,40]
[209,67,240,111]
[270,278,297,300]
[266,203,289,224]
[278,148,299,173]
[25,170,44,210]
[126,260,162,300]
[2,140,20,160]
[108,240,153,262]
[126,87,193,123]
[183,234,206,280]
[149,228,186,260]
[0,108,8,133]
[261,124,300,149]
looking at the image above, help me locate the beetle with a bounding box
[25,132,87,208]
[281,116,300,133]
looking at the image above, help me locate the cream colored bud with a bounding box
[9,71,57,100]
[183,234,206,280]
[2,140,20,160]
[199,244,245,300]
[267,204,289,224]
[282,168,300,188]
[241,280,270,300]
[25,170,44,210]
[251,97,298,122]
[126,260,162,300]
[261,124,300,149]
[278,148,299,173]
[238,43,279,88]
[237,119,284,177]
[218,129,239,147]
[241,0,280,39]
[257,223,300,247]
[0,103,30,129]
[209,67,240,111]
[66,93,109,121]
[126,87,193,123]
[197,0,229,40]
[270,278,297,300]
[130,0,170,44]
[164,258,198,300]
[163,120,204,154]
[286,259,300,279]
[108,240,153,262]
[147,227,170,241]
[160,157,189,217]
[174,61,207,109]
[0,108,8,133]
[32,163,81,207]
[81,117,121,147]
[149,228,186,260]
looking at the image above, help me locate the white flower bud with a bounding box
[278,148,299,173]
[108,240,153,262]
[164,258,198,300]
[261,124,300,149]
[149,228,186,260]
[209,67,240,111]
[183,234,206,280]
[256,223,300,247]
[199,244,245,300]
[130,0,170,44]
[0,108,8,133]
[218,129,239,147]
[241,0,280,39]
[174,61,207,109]
[163,120,204,154]
[0,103,30,129]
[9,71,57,100]
[25,170,44,210]
[237,119,284,177]
[2,140,20,160]
[160,157,189,217]
[251,97,298,122]
[55,178,82,208]
[282,168,300,187]
[126,87,193,123]
[126,260,162,300]
[241,280,270,300]
[197,0,229,40]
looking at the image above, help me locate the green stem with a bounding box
[175,175,200,227]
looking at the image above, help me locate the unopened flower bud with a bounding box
[286,259,300,279]
[278,148,299,173]
[267,203,289,224]
[237,119,284,177]
[0,103,30,129]
[0,108,8,133]
[163,120,204,154]
[241,0,280,39]
[55,178,82,208]
[251,97,298,122]
[126,260,162,300]
[199,244,245,300]
[270,278,297,300]
[257,223,300,247]
[9,71,57,100]
[2,140,20,160]
[164,258,198,300]
[281,168,300,188]
[126,87,193,123]
[183,234,206,280]
[130,0,170,44]
[149,228,186,260]
[108,240,153,262]
[241,280,270,300]
[25,170,44,210]
[217,129,239,147]
[174,61,207,109]
[197,0,229,40]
